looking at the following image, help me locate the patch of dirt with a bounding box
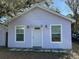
[0,42,78,59]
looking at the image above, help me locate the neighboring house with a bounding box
[0,4,75,50]
[0,24,7,47]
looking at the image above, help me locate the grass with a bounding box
[0,42,78,59]
[0,47,70,59]
[72,41,79,55]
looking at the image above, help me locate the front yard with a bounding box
[71,42,79,59]
[0,42,79,59]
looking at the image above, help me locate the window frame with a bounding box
[50,24,62,43]
[15,25,25,43]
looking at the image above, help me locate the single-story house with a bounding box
[0,24,7,47]
[0,4,75,50]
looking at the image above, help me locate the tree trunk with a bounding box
[73,13,78,33]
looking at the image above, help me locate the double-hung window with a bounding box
[51,25,61,42]
[16,25,24,41]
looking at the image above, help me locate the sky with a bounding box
[53,0,73,16]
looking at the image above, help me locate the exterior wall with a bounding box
[0,26,7,46]
[8,7,72,49]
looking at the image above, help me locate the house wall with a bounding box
[0,26,7,46]
[8,7,72,49]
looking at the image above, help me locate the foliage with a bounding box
[66,14,73,18]
[65,0,79,15]
[65,0,79,32]
[0,0,34,17]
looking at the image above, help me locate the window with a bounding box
[16,25,24,41]
[51,25,61,42]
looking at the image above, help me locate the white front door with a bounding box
[32,27,42,47]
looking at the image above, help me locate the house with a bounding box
[0,4,75,50]
[0,24,7,47]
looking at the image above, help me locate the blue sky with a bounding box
[53,0,73,16]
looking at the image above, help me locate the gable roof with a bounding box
[5,4,75,24]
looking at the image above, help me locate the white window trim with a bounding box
[50,24,63,43]
[15,25,25,43]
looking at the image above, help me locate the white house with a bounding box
[0,4,75,51]
[0,24,7,47]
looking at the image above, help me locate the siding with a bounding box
[0,26,6,46]
[8,7,72,49]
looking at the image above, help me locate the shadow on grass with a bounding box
[0,47,72,59]
[72,41,79,55]
[7,51,71,59]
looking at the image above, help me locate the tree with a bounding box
[66,14,73,18]
[65,0,79,33]
[0,0,51,17]
[0,0,32,17]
